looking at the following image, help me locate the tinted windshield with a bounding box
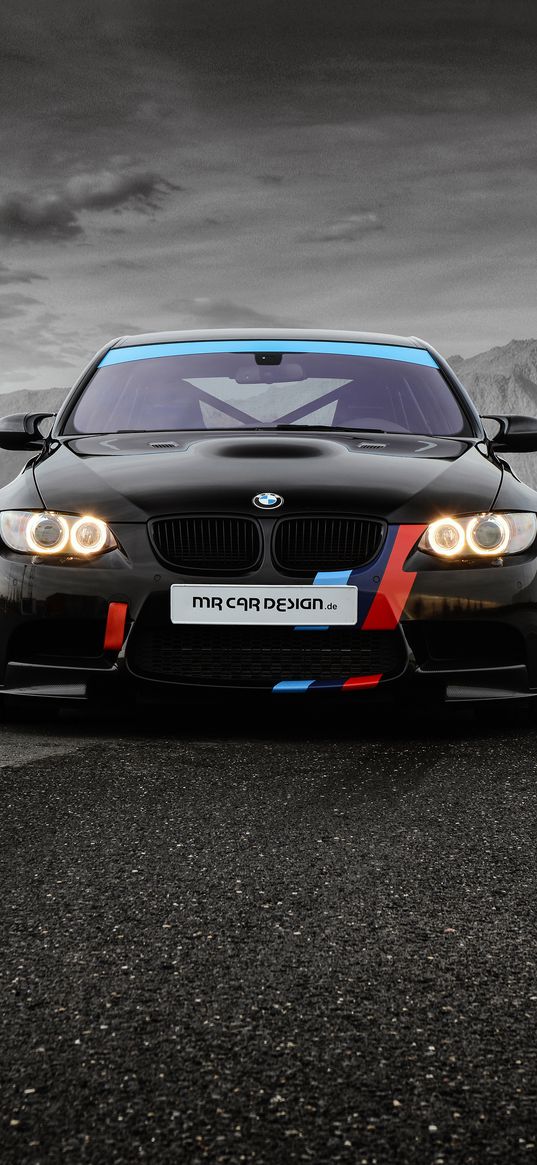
[65,346,472,437]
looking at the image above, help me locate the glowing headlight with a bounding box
[419,512,537,559]
[70,516,109,555]
[27,512,69,555]
[0,511,116,557]
[466,514,510,555]
[425,517,465,558]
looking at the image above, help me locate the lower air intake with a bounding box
[127,623,407,687]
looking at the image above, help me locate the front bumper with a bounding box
[1,522,537,706]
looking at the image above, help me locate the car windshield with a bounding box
[64,344,472,437]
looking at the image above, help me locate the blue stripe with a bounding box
[294,625,330,631]
[313,569,353,586]
[273,680,315,692]
[99,340,437,368]
[294,567,353,631]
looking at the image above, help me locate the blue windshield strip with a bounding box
[99,340,437,368]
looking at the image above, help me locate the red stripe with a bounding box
[343,673,382,690]
[362,524,426,630]
[104,602,128,651]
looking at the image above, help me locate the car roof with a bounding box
[112,328,428,350]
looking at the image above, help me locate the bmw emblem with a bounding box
[253,492,283,509]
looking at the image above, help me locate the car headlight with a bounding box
[419,512,537,559]
[0,511,116,557]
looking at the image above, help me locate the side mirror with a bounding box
[482,414,537,453]
[0,412,55,451]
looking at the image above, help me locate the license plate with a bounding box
[170,584,358,625]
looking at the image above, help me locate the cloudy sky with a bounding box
[1,0,537,391]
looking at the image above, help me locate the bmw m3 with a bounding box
[1,328,537,710]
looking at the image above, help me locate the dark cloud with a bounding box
[3,0,537,159]
[0,170,173,240]
[65,170,178,211]
[257,175,285,185]
[106,0,537,123]
[0,193,81,239]
[100,257,148,271]
[0,293,40,318]
[303,213,383,244]
[0,263,46,284]
[97,320,142,336]
[175,297,301,328]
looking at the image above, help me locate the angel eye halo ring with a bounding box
[424,517,465,558]
[0,510,116,557]
[466,514,510,555]
[420,512,537,559]
[70,516,109,555]
[26,512,70,555]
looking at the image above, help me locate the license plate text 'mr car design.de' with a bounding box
[170,585,358,625]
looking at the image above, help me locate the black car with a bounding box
[1,327,537,711]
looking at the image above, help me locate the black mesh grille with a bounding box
[127,623,406,688]
[150,516,262,574]
[273,517,385,575]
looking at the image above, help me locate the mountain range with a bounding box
[1,337,537,488]
[448,339,537,487]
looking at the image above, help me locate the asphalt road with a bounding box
[1,700,537,1164]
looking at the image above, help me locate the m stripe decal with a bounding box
[294,567,352,631]
[274,523,425,690]
[273,675,383,692]
[362,524,426,630]
[313,569,353,586]
[343,674,382,690]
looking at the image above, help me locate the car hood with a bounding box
[33,431,502,523]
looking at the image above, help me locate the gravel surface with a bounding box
[1,702,537,1164]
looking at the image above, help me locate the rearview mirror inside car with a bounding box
[234,362,306,384]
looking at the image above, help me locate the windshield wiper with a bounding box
[272,424,389,433]
[74,426,446,439]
